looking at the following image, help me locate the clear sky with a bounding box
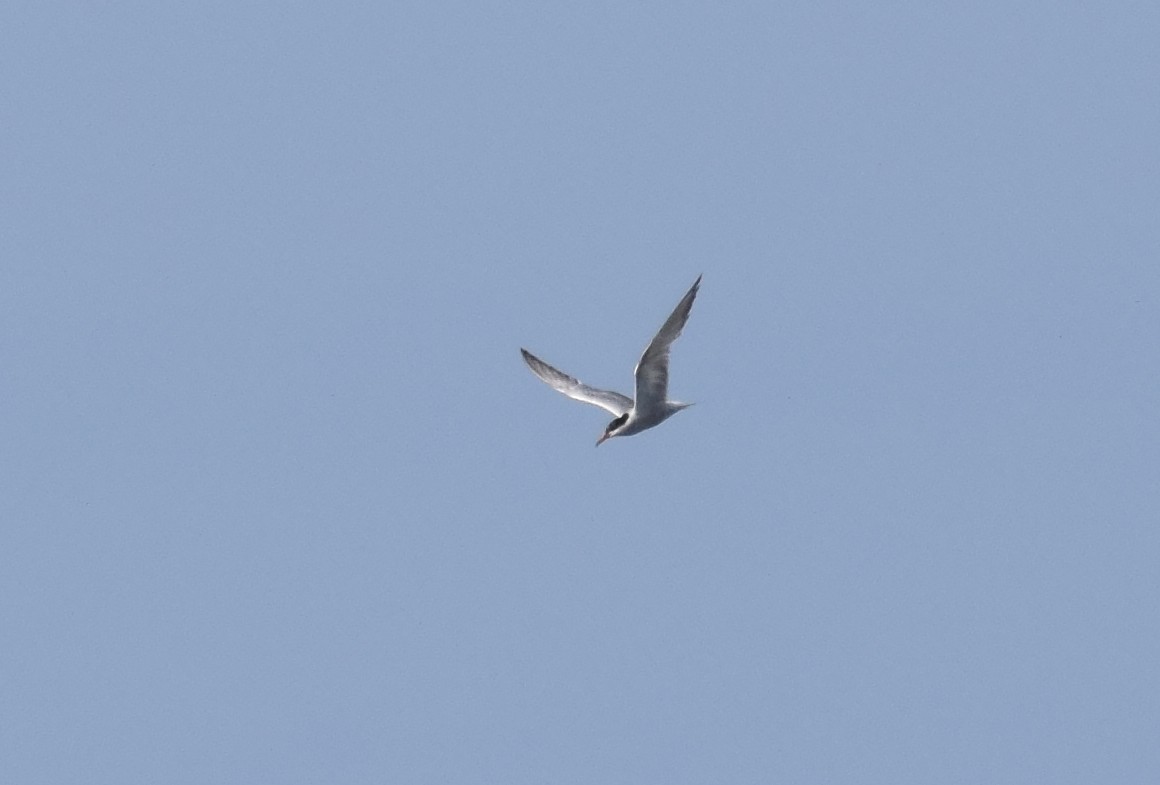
[3,2,1158,783]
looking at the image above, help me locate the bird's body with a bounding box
[521,275,701,445]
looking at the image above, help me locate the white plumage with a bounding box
[521,275,701,445]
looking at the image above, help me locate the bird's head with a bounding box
[596,413,629,446]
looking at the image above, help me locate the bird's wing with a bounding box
[521,349,633,416]
[633,274,701,415]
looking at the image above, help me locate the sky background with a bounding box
[3,2,1159,783]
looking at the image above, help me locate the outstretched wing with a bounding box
[633,274,701,415]
[521,348,633,416]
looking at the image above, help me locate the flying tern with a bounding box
[521,274,701,446]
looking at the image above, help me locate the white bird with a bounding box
[521,274,701,446]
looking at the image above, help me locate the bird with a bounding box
[521,274,701,446]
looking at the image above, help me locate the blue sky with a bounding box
[3,2,1158,783]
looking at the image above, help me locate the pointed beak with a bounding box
[596,432,610,447]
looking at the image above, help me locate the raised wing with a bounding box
[633,274,701,415]
[521,348,633,416]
